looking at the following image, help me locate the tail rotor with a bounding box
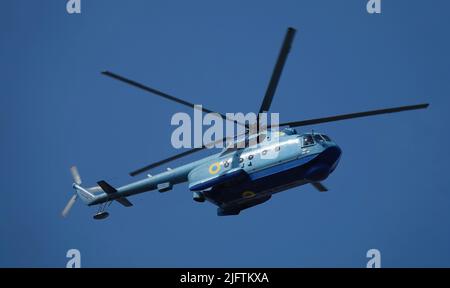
[61,166,82,218]
[70,166,82,186]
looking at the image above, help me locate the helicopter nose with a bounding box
[325,145,342,174]
[322,145,342,166]
[304,145,342,182]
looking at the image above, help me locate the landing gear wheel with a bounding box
[93,211,109,220]
[93,201,111,220]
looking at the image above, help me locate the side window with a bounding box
[302,135,315,147]
[321,134,332,142]
[314,134,325,142]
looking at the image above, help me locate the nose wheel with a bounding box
[93,201,112,220]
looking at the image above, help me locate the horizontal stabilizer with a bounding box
[97,180,133,207]
[97,180,117,194]
[115,197,133,207]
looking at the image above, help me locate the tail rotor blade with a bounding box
[62,194,78,218]
[70,166,82,185]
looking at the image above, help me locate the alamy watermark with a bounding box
[64,248,381,267]
[65,1,381,16]
[366,248,381,268]
[170,105,280,150]
[367,0,382,14]
[66,248,81,268]
[66,0,81,14]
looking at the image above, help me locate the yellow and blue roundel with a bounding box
[208,162,221,175]
[242,191,256,198]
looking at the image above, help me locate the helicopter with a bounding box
[62,27,429,219]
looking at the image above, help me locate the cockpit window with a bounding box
[302,135,315,147]
[321,134,332,142]
[313,134,325,142]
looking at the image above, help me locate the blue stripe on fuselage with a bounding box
[249,153,319,181]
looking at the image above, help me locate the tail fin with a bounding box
[74,184,98,205]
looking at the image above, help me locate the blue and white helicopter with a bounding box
[62,27,428,219]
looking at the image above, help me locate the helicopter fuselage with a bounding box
[84,129,341,216]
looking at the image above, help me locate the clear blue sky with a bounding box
[1,0,449,267]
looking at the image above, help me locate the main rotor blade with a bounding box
[129,134,236,176]
[102,71,246,127]
[273,103,429,128]
[130,148,204,176]
[259,27,296,114]
[129,129,251,177]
